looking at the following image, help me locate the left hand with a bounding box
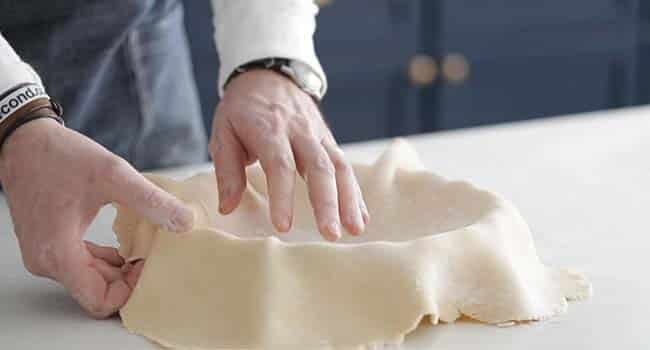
[0,119,189,317]
[209,69,368,241]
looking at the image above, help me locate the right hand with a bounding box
[0,118,194,318]
[210,70,369,241]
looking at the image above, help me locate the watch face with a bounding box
[289,61,323,97]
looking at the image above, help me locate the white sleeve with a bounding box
[0,33,44,94]
[210,0,327,97]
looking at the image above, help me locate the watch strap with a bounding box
[224,58,322,101]
[224,58,292,87]
[0,97,64,151]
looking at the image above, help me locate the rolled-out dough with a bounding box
[113,139,591,349]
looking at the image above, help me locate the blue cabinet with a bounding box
[183,0,645,143]
[428,0,640,130]
[182,0,219,130]
[315,0,422,142]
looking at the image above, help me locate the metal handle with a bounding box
[408,54,438,87]
[442,53,470,84]
[314,0,334,7]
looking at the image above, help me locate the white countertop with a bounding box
[1,107,648,349]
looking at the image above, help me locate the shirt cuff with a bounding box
[211,0,327,98]
[0,34,44,97]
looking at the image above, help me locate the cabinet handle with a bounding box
[408,54,438,87]
[314,0,334,7]
[442,53,470,84]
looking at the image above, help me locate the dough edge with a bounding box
[114,139,592,350]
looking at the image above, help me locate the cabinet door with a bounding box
[315,0,421,143]
[184,0,422,143]
[182,0,219,133]
[422,0,639,130]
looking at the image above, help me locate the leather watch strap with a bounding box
[0,97,64,151]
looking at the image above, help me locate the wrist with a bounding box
[226,70,321,110]
[0,97,64,156]
[0,117,62,165]
[225,58,324,101]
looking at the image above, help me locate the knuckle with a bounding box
[140,187,165,209]
[315,198,338,213]
[309,155,335,176]
[260,109,286,135]
[291,115,313,133]
[266,153,296,173]
[267,102,286,115]
[330,153,351,173]
[99,156,130,188]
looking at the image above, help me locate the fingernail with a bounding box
[277,215,292,233]
[342,212,360,236]
[218,187,230,214]
[170,205,194,232]
[326,221,341,241]
[121,263,133,273]
[351,212,365,235]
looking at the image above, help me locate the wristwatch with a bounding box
[225,58,324,100]
[0,83,64,151]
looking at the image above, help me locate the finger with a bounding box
[257,139,296,233]
[360,199,370,225]
[349,166,370,226]
[292,136,341,241]
[124,260,145,290]
[323,130,370,227]
[322,140,365,235]
[85,241,124,267]
[102,157,194,232]
[56,245,131,318]
[92,258,124,283]
[210,123,247,215]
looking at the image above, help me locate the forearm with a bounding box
[210,0,327,97]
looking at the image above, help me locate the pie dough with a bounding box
[113,139,591,349]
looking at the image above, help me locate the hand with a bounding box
[210,70,369,241]
[0,119,194,318]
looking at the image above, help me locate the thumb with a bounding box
[52,240,132,318]
[101,157,194,232]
